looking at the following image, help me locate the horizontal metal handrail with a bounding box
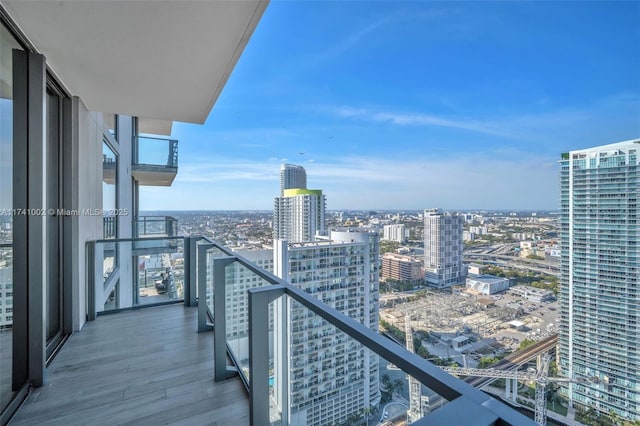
[86,236,188,320]
[195,236,535,425]
[136,135,178,143]
[132,216,178,237]
[92,235,184,244]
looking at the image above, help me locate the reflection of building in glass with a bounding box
[0,253,12,328]
[275,230,381,426]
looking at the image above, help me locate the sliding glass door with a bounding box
[1,20,70,421]
[45,86,65,358]
[0,21,23,416]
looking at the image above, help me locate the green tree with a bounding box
[381,373,391,391]
[478,356,500,368]
[392,378,404,395]
[518,338,536,351]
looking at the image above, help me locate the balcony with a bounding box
[132,136,178,186]
[10,236,536,426]
[102,215,178,241]
[133,216,179,238]
[9,305,249,425]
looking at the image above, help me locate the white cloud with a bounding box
[336,106,510,137]
[141,153,559,211]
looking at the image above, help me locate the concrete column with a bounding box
[506,378,511,399]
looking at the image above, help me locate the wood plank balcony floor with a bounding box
[10,305,248,426]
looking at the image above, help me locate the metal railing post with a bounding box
[213,256,236,381]
[86,241,96,321]
[249,285,285,425]
[197,243,215,333]
[185,237,198,307]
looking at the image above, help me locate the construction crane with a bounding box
[405,317,422,423]
[442,353,584,426]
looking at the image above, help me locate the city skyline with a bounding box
[140,1,639,211]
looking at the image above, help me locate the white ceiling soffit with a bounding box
[138,118,173,136]
[2,0,268,124]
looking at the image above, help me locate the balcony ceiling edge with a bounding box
[1,0,269,124]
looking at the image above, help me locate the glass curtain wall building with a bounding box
[559,139,640,421]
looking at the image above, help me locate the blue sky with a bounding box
[141,1,640,211]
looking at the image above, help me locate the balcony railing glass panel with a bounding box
[255,292,448,426]
[90,237,185,315]
[197,240,534,425]
[222,261,273,386]
[135,136,178,168]
[133,216,178,237]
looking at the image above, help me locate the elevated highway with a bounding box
[464,253,559,273]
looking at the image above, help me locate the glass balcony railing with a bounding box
[132,136,178,186]
[85,235,536,425]
[103,216,116,239]
[194,239,536,426]
[133,216,178,238]
[134,136,178,168]
[87,236,185,317]
[103,215,179,241]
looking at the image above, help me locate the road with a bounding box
[464,252,559,273]
[379,401,408,425]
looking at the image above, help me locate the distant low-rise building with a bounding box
[467,264,486,275]
[509,285,554,303]
[466,274,510,295]
[381,253,422,282]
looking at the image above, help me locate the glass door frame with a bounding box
[1,38,73,426]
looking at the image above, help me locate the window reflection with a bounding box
[0,20,22,414]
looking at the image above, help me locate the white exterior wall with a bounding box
[72,102,136,330]
[274,231,380,426]
[274,193,326,243]
[424,209,466,289]
[382,224,406,243]
[466,276,510,295]
[71,99,105,330]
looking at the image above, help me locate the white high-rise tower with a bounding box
[274,164,325,243]
[423,208,465,288]
[280,163,307,195]
[274,230,381,426]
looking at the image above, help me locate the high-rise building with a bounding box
[274,187,326,243]
[280,163,307,195]
[559,140,640,421]
[274,230,381,426]
[382,224,406,243]
[423,208,466,289]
